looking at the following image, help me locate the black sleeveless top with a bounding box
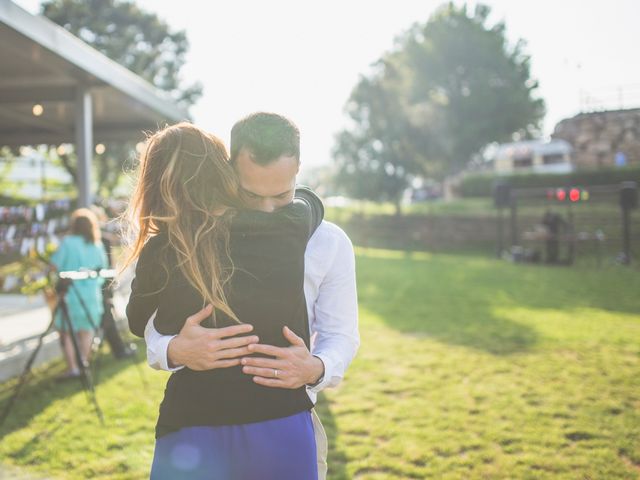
[126,188,324,438]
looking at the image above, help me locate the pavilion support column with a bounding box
[74,86,93,208]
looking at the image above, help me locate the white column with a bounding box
[75,87,93,208]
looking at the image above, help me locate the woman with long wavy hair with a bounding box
[123,122,322,479]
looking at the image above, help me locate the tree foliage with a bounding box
[333,59,430,214]
[41,0,202,197]
[333,2,545,211]
[42,0,201,109]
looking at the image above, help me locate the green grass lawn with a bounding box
[1,249,639,479]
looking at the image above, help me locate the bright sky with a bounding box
[14,0,640,174]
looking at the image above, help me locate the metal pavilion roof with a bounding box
[0,0,188,147]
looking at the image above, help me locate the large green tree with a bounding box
[333,2,545,210]
[333,58,433,215]
[41,0,202,197]
[404,3,545,173]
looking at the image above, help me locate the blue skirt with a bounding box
[150,410,318,480]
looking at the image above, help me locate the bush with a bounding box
[459,166,640,197]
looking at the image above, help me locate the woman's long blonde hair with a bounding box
[120,122,241,324]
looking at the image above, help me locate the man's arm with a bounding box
[305,223,359,394]
[144,310,182,371]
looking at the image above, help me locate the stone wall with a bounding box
[552,108,640,169]
[343,215,499,251]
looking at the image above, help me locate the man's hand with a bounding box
[167,304,259,371]
[240,326,325,389]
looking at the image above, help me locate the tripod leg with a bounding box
[101,296,129,358]
[107,300,148,386]
[69,281,150,392]
[58,299,105,425]
[0,310,57,429]
[128,339,148,388]
[91,325,106,385]
[67,282,105,385]
[67,281,101,332]
[68,282,147,387]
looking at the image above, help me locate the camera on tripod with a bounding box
[57,267,117,282]
[53,266,116,298]
[1,266,120,427]
[54,277,72,295]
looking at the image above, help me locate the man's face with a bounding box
[234,147,299,213]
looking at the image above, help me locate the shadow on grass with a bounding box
[5,416,65,462]
[0,339,146,442]
[315,391,350,480]
[356,249,640,355]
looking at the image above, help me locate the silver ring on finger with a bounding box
[274,368,279,377]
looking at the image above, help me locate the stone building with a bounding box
[552,108,640,169]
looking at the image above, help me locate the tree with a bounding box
[403,3,545,174]
[40,0,202,197]
[42,0,201,109]
[333,2,545,209]
[333,58,433,215]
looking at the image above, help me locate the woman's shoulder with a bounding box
[285,187,324,237]
[138,231,170,262]
[145,231,169,248]
[231,204,307,234]
[70,235,103,249]
[62,234,82,242]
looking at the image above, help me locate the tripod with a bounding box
[91,281,147,387]
[0,269,112,428]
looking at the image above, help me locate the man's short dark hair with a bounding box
[230,112,300,165]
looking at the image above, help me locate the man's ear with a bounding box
[296,161,301,174]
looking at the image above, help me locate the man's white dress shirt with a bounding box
[144,220,360,403]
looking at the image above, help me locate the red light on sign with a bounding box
[569,188,580,202]
[556,189,566,201]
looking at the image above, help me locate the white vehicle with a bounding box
[490,139,573,175]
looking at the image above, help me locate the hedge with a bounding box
[459,166,640,197]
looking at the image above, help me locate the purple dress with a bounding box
[150,410,318,479]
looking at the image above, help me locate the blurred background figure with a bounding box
[90,205,136,360]
[49,208,108,379]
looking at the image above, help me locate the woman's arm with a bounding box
[126,238,165,338]
[49,237,69,271]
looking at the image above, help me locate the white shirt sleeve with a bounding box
[306,223,360,395]
[144,310,184,372]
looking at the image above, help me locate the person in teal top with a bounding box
[50,208,109,379]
